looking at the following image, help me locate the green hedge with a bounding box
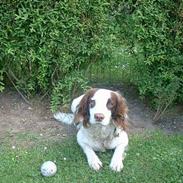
[112,0,183,118]
[0,0,183,115]
[0,0,114,110]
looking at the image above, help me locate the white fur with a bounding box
[71,94,84,113]
[77,124,128,171]
[54,112,74,125]
[54,89,128,172]
[54,94,84,125]
[89,89,112,126]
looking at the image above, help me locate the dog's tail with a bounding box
[54,112,74,125]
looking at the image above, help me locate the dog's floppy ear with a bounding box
[74,88,97,128]
[111,92,128,130]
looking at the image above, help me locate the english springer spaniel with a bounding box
[54,88,128,172]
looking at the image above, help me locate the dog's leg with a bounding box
[79,143,103,171]
[109,131,128,172]
[77,131,102,171]
[110,144,127,172]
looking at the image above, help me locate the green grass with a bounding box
[0,131,183,183]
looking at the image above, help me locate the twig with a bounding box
[5,71,31,105]
[153,105,162,121]
[39,90,50,101]
[51,66,58,86]
[153,98,174,121]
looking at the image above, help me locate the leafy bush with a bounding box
[0,0,113,110]
[1,0,183,115]
[112,0,183,118]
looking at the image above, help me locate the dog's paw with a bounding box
[110,159,124,172]
[88,155,102,171]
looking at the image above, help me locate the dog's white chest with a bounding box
[77,124,124,151]
[88,124,115,140]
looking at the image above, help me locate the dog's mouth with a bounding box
[98,120,111,126]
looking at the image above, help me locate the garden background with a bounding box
[0,1,183,183]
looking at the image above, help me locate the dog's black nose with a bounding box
[94,113,105,121]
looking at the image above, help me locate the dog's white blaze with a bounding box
[90,89,112,126]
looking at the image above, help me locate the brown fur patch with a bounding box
[110,92,128,130]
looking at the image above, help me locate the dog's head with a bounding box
[74,88,128,130]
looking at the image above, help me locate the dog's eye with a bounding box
[107,99,114,109]
[89,100,95,108]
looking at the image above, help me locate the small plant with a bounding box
[0,70,4,92]
[51,71,89,112]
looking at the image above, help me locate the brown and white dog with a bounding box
[54,88,128,172]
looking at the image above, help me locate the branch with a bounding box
[5,71,31,106]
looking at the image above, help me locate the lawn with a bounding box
[0,131,182,183]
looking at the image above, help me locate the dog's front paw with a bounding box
[88,155,102,171]
[110,159,124,172]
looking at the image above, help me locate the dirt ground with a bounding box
[0,85,182,145]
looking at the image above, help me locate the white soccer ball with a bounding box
[40,161,57,177]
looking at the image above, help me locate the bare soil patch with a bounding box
[0,89,75,145]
